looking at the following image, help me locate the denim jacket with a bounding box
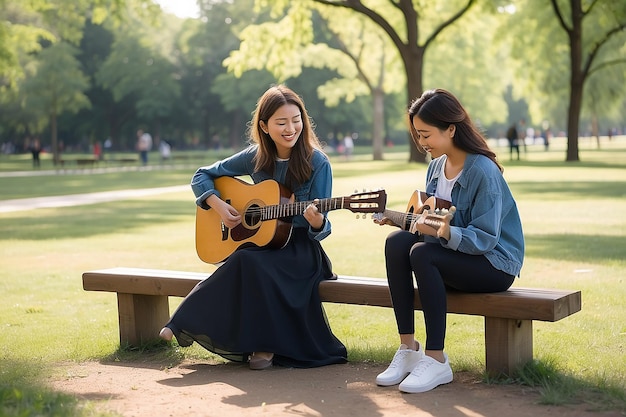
[425,154,524,277]
[190,146,332,242]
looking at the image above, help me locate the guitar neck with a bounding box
[380,209,411,230]
[381,209,446,230]
[261,196,357,220]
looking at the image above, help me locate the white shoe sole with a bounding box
[376,371,412,387]
[399,371,453,393]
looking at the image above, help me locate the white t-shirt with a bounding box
[435,155,462,202]
[138,133,152,151]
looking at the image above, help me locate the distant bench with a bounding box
[82,267,581,376]
[76,158,98,167]
[107,158,138,165]
[58,158,98,168]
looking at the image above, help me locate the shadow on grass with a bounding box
[510,180,626,199]
[503,159,626,170]
[102,339,188,370]
[487,359,626,413]
[0,358,117,417]
[526,234,625,263]
[0,199,195,241]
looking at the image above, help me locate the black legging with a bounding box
[385,230,515,351]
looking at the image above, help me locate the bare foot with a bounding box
[159,327,173,341]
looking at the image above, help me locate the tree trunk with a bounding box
[566,80,582,162]
[591,115,600,149]
[405,46,426,163]
[372,87,385,160]
[51,113,59,165]
[565,0,583,162]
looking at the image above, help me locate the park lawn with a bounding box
[0,136,625,413]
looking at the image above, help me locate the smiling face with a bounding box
[411,116,455,159]
[260,103,303,159]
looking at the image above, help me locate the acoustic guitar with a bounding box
[373,190,456,232]
[196,176,387,264]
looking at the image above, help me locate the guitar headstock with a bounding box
[346,189,387,214]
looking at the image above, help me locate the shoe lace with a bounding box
[387,350,410,369]
[411,358,434,377]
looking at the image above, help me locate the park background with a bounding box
[1,0,625,416]
[1,0,625,164]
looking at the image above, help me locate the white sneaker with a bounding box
[376,343,424,386]
[399,354,453,393]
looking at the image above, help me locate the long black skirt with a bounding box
[164,228,348,368]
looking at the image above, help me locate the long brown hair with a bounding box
[408,88,503,172]
[250,85,324,188]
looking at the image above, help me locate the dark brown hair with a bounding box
[408,88,502,172]
[250,85,324,188]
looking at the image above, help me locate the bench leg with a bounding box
[484,317,533,376]
[117,293,169,347]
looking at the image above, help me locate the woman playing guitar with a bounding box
[374,89,525,393]
[160,85,347,370]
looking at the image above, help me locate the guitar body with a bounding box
[195,177,294,264]
[405,189,429,215]
[400,190,452,230]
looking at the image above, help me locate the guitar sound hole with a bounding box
[244,204,262,228]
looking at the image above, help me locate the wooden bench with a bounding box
[76,158,97,166]
[106,158,138,165]
[82,267,581,376]
[58,158,97,168]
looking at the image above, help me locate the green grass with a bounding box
[1,136,625,415]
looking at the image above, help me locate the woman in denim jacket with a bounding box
[375,89,524,393]
[160,85,347,370]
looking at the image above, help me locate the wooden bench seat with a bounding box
[82,267,581,376]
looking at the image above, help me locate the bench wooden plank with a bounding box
[82,267,581,376]
[83,267,581,321]
[83,268,203,297]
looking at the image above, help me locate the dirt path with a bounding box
[48,359,620,417]
[0,185,188,213]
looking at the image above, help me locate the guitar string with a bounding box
[241,195,384,220]
[382,210,452,229]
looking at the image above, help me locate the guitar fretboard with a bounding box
[250,194,382,220]
[379,209,446,230]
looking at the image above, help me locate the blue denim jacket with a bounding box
[190,146,332,242]
[425,154,524,277]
